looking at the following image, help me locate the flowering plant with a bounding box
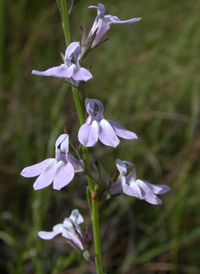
[21,2,170,273]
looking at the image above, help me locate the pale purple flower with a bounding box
[38,209,86,253]
[32,42,92,86]
[20,134,84,190]
[78,98,138,148]
[86,3,141,48]
[109,159,171,205]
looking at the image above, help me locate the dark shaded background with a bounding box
[0,0,200,273]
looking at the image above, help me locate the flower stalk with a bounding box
[57,1,104,273]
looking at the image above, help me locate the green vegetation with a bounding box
[0,0,200,273]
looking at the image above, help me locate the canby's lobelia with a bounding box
[21,2,170,273]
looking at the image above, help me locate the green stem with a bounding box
[72,86,85,125]
[92,193,104,273]
[57,2,104,273]
[59,0,71,46]
[86,187,92,215]
[57,0,84,124]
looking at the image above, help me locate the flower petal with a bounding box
[126,168,137,184]
[78,121,99,147]
[20,158,54,178]
[88,3,105,15]
[38,224,63,240]
[72,67,93,82]
[109,176,124,195]
[63,228,84,250]
[143,180,171,195]
[88,5,98,9]
[99,119,120,147]
[60,135,69,154]
[116,159,127,176]
[85,98,95,116]
[70,209,84,224]
[55,134,68,149]
[32,65,70,79]
[65,42,81,63]
[67,154,84,173]
[123,161,135,167]
[33,159,57,190]
[108,120,138,140]
[136,179,162,205]
[93,17,110,46]
[105,15,142,27]
[53,162,74,190]
[123,179,142,198]
[93,99,104,122]
[63,210,84,235]
[62,64,75,78]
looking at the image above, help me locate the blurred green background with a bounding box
[0,0,200,273]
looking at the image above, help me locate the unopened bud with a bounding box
[82,249,91,261]
[102,190,111,201]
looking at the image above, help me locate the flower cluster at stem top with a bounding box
[31,3,141,87]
